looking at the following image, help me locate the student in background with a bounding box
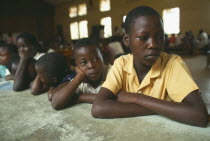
[16,33,45,60]
[13,33,40,91]
[92,6,208,127]
[175,32,184,46]
[49,38,110,110]
[197,29,209,49]
[169,34,176,47]
[0,43,19,80]
[7,33,15,44]
[30,52,71,95]
[0,65,6,79]
[107,41,125,65]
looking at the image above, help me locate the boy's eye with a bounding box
[80,61,87,66]
[137,36,148,41]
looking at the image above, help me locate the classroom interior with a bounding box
[0,0,210,140]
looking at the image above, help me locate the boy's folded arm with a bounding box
[77,94,97,104]
[128,90,208,127]
[50,73,84,110]
[48,82,69,101]
[91,87,155,118]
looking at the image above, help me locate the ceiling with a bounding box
[44,0,75,5]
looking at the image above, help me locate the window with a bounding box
[100,0,111,12]
[70,21,88,40]
[101,17,112,38]
[78,3,87,16]
[163,7,180,34]
[70,22,79,40]
[123,15,126,23]
[79,20,88,38]
[69,6,77,18]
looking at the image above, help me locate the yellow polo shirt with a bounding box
[102,52,199,102]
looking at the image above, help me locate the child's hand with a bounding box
[18,46,35,60]
[75,67,86,82]
[48,87,54,101]
[5,74,15,81]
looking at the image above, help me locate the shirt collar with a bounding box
[123,54,162,89]
[123,54,161,78]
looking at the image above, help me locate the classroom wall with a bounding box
[54,0,210,42]
[0,0,55,43]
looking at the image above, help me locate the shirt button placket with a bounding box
[137,90,142,94]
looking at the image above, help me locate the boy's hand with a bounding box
[5,74,15,81]
[75,67,86,82]
[18,46,35,60]
[48,87,54,101]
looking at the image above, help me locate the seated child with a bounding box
[0,65,6,78]
[50,38,110,110]
[30,52,71,95]
[14,32,44,91]
[92,6,208,127]
[0,42,20,80]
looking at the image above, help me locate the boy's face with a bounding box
[0,47,10,65]
[35,65,57,86]
[124,15,164,66]
[75,46,104,81]
[16,37,36,55]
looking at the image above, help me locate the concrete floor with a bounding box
[0,55,210,141]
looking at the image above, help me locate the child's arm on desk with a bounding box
[48,82,68,101]
[92,88,155,118]
[30,76,49,95]
[13,47,36,91]
[77,94,97,104]
[50,67,86,110]
[48,85,96,103]
[93,89,208,127]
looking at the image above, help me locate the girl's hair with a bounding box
[16,32,43,52]
[125,6,163,34]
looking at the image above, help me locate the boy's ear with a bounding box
[123,33,129,47]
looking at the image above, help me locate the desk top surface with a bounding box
[0,88,210,141]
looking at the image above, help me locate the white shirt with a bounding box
[75,65,111,95]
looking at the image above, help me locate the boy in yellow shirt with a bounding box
[92,6,208,127]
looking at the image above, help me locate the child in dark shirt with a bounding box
[30,52,71,95]
[14,32,43,91]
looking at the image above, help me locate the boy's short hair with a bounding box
[125,6,163,34]
[36,52,68,78]
[0,42,18,55]
[17,32,42,52]
[73,38,101,55]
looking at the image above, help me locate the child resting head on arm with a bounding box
[0,42,19,81]
[50,38,110,110]
[92,6,208,127]
[13,32,44,91]
[30,52,70,95]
